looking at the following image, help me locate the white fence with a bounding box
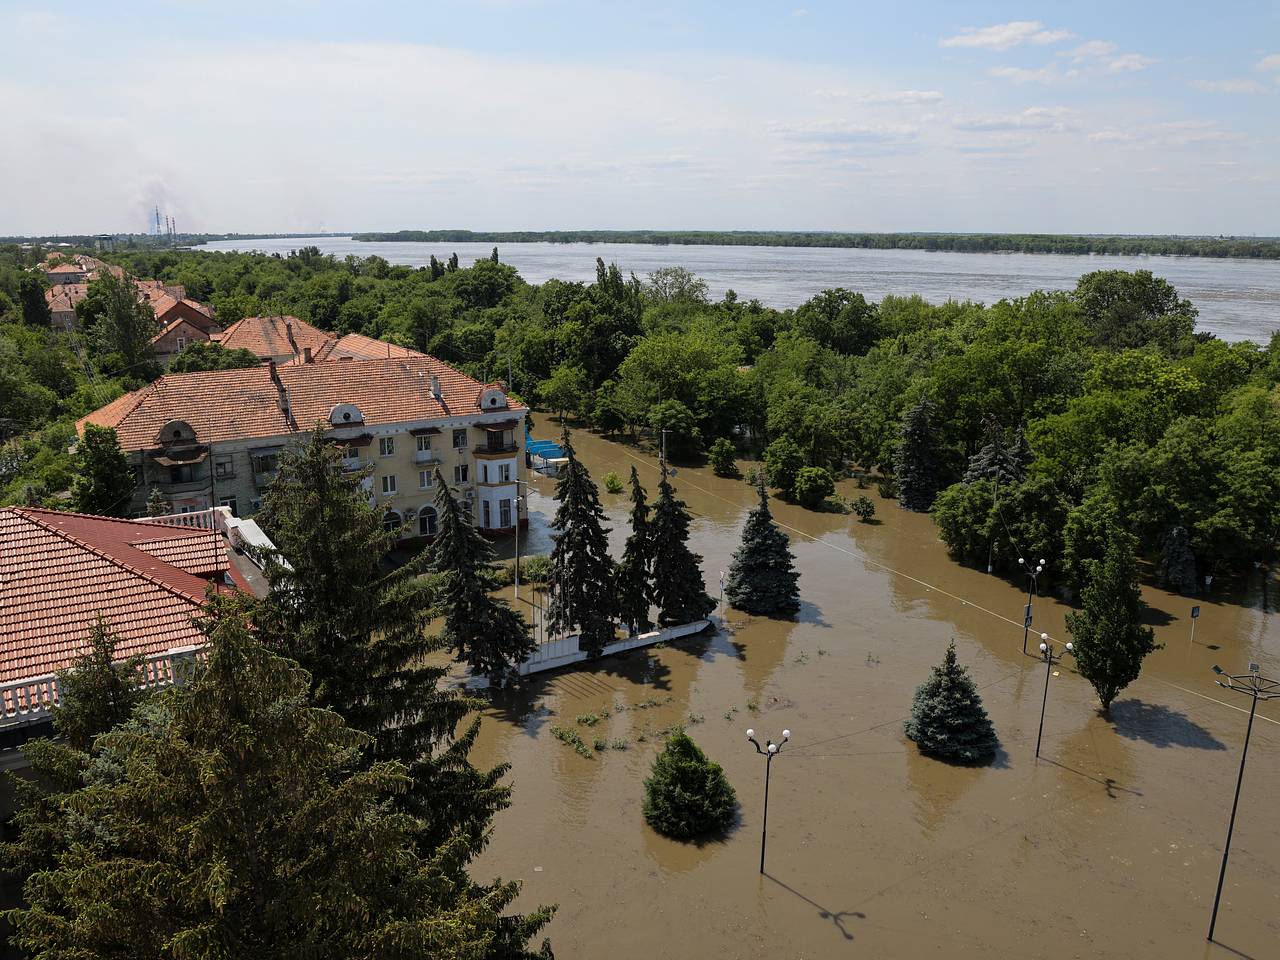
[515,619,712,677]
[141,507,274,569]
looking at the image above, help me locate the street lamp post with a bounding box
[1035,635,1073,760]
[1206,663,1278,943]
[512,478,532,601]
[746,727,790,875]
[1020,556,1046,655]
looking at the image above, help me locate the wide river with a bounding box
[198,236,1280,343]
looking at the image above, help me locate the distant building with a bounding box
[45,282,88,332]
[77,356,527,539]
[40,260,87,285]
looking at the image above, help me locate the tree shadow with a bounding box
[484,684,556,739]
[1139,606,1176,628]
[1039,756,1144,798]
[764,873,866,942]
[1106,699,1226,750]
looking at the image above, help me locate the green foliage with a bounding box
[78,270,160,378]
[1159,525,1199,595]
[1074,269,1197,352]
[648,398,701,459]
[168,339,261,372]
[1066,538,1161,712]
[616,466,655,635]
[17,274,50,327]
[853,495,876,522]
[51,619,145,752]
[70,423,134,516]
[642,732,737,840]
[708,437,738,477]
[763,436,805,498]
[539,362,590,419]
[895,396,944,511]
[649,472,715,624]
[904,640,998,764]
[725,481,800,617]
[514,552,553,585]
[603,470,624,493]
[793,465,835,509]
[145,485,169,516]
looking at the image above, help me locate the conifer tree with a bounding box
[1159,524,1198,595]
[145,486,169,516]
[70,423,135,516]
[7,600,554,959]
[904,639,998,764]
[725,477,800,617]
[430,467,537,682]
[963,418,1030,486]
[1067,537,1161,712]
[615,466,654,635]
[642,732,737,840]
[895,396,944,511]
[50,618,145,752]
[547,432,616,656]
[648,468,715,624]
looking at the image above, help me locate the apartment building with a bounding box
[77,355,527,539]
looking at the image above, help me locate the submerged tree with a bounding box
[1159,524,1198,595]
[725,478,800,617]
[904,640,998,764]
[895,396,944,511]
[708,437,738,477]
[615,466,654,636]
[7,601,554,959]
[547,431,616,657]
[648,469,715,624]
[642,732,737,840]
[963,418,1031,486]
[430,467,537,682]
[1066,537,1161,712]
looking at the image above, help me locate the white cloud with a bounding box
[1087,130,1137,143]
[1156,120,1246,145]
[954,107,1079,132]
[812,88,943,105]
[1064,40,1156,74]
[1066,40,1117,61]
[1191,78,1265,94]
[939,21,1070,52]
[988,64,1058,85]
[1107,53,1158,73]
[770,119,919,146]
[1256,53,1280,72]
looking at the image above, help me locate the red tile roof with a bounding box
[45,283,88,312]
[79,355,525,450]
[281,332,425,365]
[215,315,330,360]
[0,507,247,682]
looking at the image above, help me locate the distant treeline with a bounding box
[352,229,1280,260]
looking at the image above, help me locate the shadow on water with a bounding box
[1106,699,1227,750]
[764,873,865,942]
[1207,940,1262,960]
[485,684,556,739]
[1039,757,1144,798]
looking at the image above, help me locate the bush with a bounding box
[876,476,898,500]
[905,640,998,764]
[642,732,737,840]
[603,470,624,494]
[853,495,875,522]
[763,437,804,497]
[507,553,553,586]
[793,466,835,509]
[708,438,738,477]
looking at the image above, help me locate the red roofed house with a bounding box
[45,283,88,332]
[213,315,333,364]
[77,355,528,540]
[0,506,270,747]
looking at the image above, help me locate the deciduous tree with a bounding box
[70,423,134,516]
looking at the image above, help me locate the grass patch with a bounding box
[551,725,594,758]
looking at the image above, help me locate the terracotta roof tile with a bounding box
[216,315,331,361]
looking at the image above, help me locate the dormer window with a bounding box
[156,419,197,445]
[478,386,508,410]
[329,402,364,426]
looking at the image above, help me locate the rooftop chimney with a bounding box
[303,346,313,363]
[429,374,441,399]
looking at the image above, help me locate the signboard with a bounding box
[1024,604,1033,628]
[1191,605,1201,619]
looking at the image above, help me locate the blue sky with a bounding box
[0,1,1276,235]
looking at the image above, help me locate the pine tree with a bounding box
[1067,537,1161,712]
[70,423,135,516]
[1159,524,1198,595]
[963,418,1030,486]
[430,467,537,682]
[642,732,737,840]
[895,396,944,511]
[648,469,715,624]
[6,600,554,959]
[725,478,800,617]
[145,486,169,516]
[615,466,654,635]
[547,432,616,656]
[904,639,999,764]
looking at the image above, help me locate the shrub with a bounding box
[708,438,738,478]
[642,732,737,840]
[853,496,875,522]
[876,476,898,500]
[905,640,998,764]
[603,470,624,494]
[763,437,804,498]
[512,553,553,586]
[793,466,835,509]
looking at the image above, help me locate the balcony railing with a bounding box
[413,449,437,464]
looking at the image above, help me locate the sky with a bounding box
[0,1,1277,236]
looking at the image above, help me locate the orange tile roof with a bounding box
[79,355,526,450]
[45,282,88,312]
[44,262,84,276]
[215,315,331,361]
[0,507,246,682]
[280,332,425,365]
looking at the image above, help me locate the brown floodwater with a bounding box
[467,430,1280,960]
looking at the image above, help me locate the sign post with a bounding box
[1190,604,1201,649]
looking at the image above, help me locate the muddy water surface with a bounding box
[469,431,1280,960]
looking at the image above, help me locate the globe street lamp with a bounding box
[1020,557,1046,656]
[1206,663,1279,943]
[1035,636,1073,760]
[746,727,790,874]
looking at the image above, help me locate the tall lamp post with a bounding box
[1206,663,1278,943]
[1035,635,1073,760]
[746,727,790,875]
[1019,556,1046,655]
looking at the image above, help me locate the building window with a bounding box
[214,456,235,480]
[169,464,196,484]
[453,428,468,449]
[499,463,512,483]
[454,464,469,484]
[218,495,238,516]
[379,437,395,457]
[419,469,434,490]
[381,474,397,495]
[343,445,359,461]
[483,500,492,528]
[420,506,438,536]
[481,463,490,483]
[252,453,278,474]
[416,435,432,452]
[382,510,402,534]
[176,336,187,350]
[500,498,512,528]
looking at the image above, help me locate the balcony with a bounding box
[341,456,367,472]
[413,449,437,465]
[474,442,518,458]
[158,475,210,494]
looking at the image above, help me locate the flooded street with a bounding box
[470,430,1279,960]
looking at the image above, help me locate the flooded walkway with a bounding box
[472,430,1280,960]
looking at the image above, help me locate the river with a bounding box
[198,235,1280,344]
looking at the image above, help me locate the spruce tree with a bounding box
[6,600,554,959]
[725,478,800,617]
[648,468,715,624]
[50,618,145,752]
[430,467,537,682]
[615,466,654,635]
[1159,524,1198,595]
[904,640,998,764]
[642,732,737,840]
[895,396,944,511]
[963,418,1030,486]
[547,431,616,656]
[145,486,169,516]
[1067,537,1161,712]
[70,423,135,516]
